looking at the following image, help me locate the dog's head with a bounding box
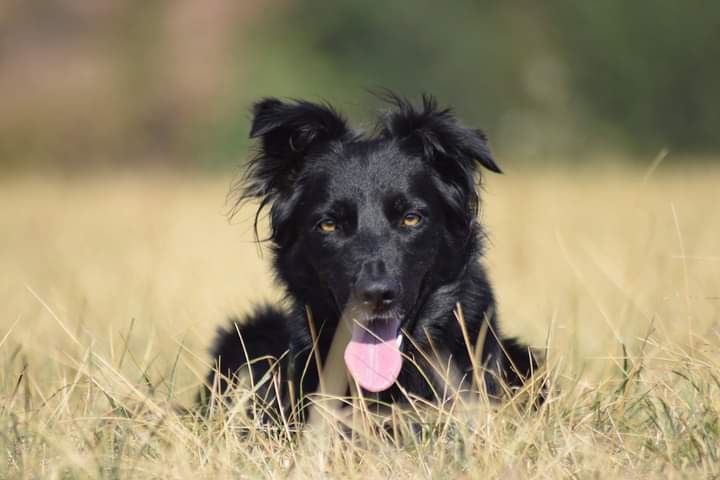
[235,93,500,392]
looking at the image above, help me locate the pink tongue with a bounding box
[343,318,402,392]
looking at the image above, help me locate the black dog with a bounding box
[200,93,542,422]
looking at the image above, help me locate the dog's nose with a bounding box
[359,279,397,309]
[356,260,399,311]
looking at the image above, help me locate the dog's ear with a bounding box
[379,93,501,174]
[379,93,500,237]
[231,98,350,241]
[244,98,351,199]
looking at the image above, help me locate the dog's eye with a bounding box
[401,213,422,228]
[318,219,337,233]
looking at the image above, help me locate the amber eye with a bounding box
[318,220,337,233]
[401,213,422,228]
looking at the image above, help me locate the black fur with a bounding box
[200,93,543,422]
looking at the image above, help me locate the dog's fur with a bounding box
[199,93,542,422]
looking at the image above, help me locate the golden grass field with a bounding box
[2,164,720,478]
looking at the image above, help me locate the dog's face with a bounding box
[236,94,500,391]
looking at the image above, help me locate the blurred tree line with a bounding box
[1,0,718,171]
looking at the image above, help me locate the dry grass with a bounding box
[1,165,720,478]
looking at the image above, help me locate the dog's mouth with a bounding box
[343,316,404,393]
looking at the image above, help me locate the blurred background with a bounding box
[2,0,719,172]
[1,0,720,401]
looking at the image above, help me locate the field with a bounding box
[2,165,720,478]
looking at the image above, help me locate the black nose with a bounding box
[355,260,399,311]
[359,280,397,308]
